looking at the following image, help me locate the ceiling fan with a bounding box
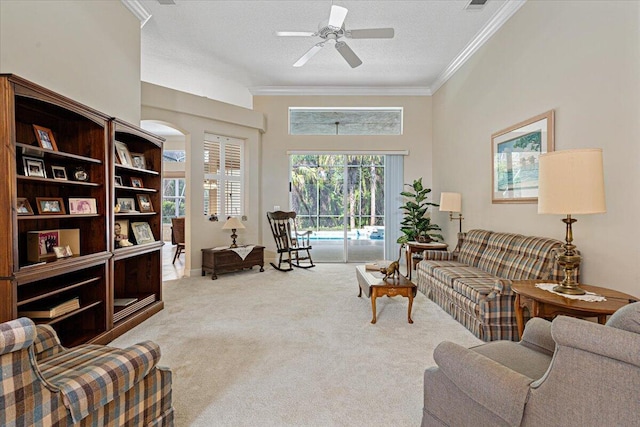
[276,5,394,68]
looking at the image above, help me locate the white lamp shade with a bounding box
[222,217,245,230]
[439,192,462,213]
[538,149,606,215]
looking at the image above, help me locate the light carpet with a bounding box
[111,263,482,426]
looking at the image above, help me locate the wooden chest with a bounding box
[201,245,264,279]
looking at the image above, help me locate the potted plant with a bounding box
[397,178,443,244]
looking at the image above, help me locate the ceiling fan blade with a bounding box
[276,31,316,37]
[293,43,325,67]
[328,5,348,29]
[347,28,395,39]
[335,41,362,68]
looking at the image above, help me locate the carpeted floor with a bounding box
[111,263,482,426]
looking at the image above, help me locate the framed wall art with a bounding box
[32,125,58,151]
[491,110,554,204]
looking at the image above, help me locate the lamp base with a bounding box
[552,283,586,295]
[229,229,238,248]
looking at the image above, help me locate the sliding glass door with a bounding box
[290,154,385,262]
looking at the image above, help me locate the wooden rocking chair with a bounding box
[266,211,315,271]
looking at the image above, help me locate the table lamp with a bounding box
[538,148,606,295]
[439,192,464,233]
[222,217,245,248]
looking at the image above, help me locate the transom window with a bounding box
[289,107,403,135]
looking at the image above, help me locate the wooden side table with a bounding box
[405,241,448,280]
[201,245,264,280]
[512,280,638,339]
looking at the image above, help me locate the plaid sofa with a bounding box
[416,229,571,341]
[0,317,174,426]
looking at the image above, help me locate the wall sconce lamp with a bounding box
[538,148,606,295]
[222,217,245,248]
[439,192,464,233]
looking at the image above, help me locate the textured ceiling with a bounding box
[138,0,512,93]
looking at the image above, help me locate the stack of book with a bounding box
[19,297,80,319]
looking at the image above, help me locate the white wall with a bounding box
[432,1,640,295]
[253,95,433,260]
[0,0,141,123]
[141,82,265,276]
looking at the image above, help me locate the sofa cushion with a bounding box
[500,236,563,280]
[453,277,498,303]
[476,233,522,277]
[419,260,468,277]
[39,341,161,423]
[433,266,496,289]
[457,229,491,266]
[472,340,553,381]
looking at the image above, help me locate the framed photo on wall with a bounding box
[491,110,554,204]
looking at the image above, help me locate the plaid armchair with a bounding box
[0,317,174,426]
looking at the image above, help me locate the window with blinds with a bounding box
[204,134,244,217]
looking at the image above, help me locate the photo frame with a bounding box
[492,110,554,204]
[69,198,97,215]
[136,194,154,213]
[116,197,136,212]
[16,197,34,215]
[32,125,58,151]
[36,197,66,215]
[131,221,155,245]
[51,165,68,180]
[115,141,133,167]
[23,156,47,178]
[130,177,144,188]
[53,245,73,258]
[130,153,146,170]
[114,219,130,248]
[115,175,124,186]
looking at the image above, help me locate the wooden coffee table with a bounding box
[512,280,638,339]
[356,265,417,324]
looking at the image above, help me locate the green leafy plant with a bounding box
[397,178,443,244]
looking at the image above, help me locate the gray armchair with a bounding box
[422,303,640,426]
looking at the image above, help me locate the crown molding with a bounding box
[430,0,527,94]
[121,0,152,28]
[250,86,432,96]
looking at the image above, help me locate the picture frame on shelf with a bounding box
[131,221,155,244]
[130,177,144,188]
[23,156,46,178]
[136,194,154,213]
[114,219,129,241]
[51,165,68,180]
[115,175,124,186]
[68,198,97,215]
[130,152,146,170]
[36,197,66,215]
[116,197,136,212]
[32,125,58,151]
[491,110,555,204]
[16,197,34,215]
[53,245,73,258]
[73,166,89,182]
[115,141,133,167]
